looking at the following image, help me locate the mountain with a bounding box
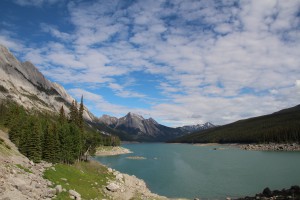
[99,113,215,142]
[171,105,300,144]
[0,44,95,121]
[179,122,216,133]
[0,44,214,142]
[0,44,126,137]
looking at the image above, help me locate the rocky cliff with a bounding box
[0,44,95,122]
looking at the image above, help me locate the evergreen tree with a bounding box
[58,123,73,164]
[79,95,84,131]
[59,105,66,124]
[69,100,79,125]
[26,118,42,163]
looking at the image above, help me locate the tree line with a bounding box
[0,98,120,163]
[171,106,300,144]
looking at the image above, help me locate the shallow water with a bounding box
[94,143,300,199]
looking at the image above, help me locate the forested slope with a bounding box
[171,105,300,144]
[0,100,120,163]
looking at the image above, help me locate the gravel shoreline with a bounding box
[239,143,300,151]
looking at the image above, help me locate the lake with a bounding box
[94,143,300,199]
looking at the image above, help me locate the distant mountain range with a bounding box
[0,44,215,142]
[99,113,215,142]
[171,105,300,144]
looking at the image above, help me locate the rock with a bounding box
[116,173,123,181]
[48,188,57,197]
[55,185,63,193]
[69,189,81,200]
[108,168,113,173]
[0,186,6,194]
[15,184,26,192]
[263,187,272,197]
[29,161,34,166]
[113,171,119,176]
[106,183,120,192]
[1,197,11,200]
[61,178,68,182]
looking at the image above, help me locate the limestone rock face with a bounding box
[0,44,95,122]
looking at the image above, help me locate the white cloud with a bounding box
[296,80,300,88]
[2,0,300,126]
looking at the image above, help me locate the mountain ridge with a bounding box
[0,44,97,122]
[99,112,215,141]
[0,44,215,142]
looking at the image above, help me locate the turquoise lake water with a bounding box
[94,143,300,199]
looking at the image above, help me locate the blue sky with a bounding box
[0,0,299,127]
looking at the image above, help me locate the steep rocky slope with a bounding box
[0,44,95,122]
[0,130,56,200]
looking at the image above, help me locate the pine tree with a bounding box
[58,123,73,164]
[69,100,79,125]
[79,95,84,131]
[43,123,54,162]
[26,118,42,163]
[59,105,66,124]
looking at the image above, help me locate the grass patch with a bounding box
[44,161,113,200]
[16,164,32,173]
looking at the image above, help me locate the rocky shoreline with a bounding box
[0,130,167,200]
[95,146,133,156]
[239,143,300,151]
[235,185,300,200]
[104,167,168,200]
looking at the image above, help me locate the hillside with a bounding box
[171,105,300,144]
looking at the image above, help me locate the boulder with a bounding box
[55,185,63,194]
[48,188,57,197]
[106,182,120,192]
[116,173,123,181]
[262,187,272,197]
[108,168,113,173]
[69,189,81,200]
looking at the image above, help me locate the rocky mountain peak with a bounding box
[0,44,18,65]
[147,117,158,125]
[99,114,118,126]
[125,112,144,120]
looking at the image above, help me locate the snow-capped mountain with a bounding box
[179,122,216,133]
